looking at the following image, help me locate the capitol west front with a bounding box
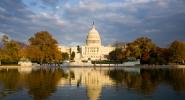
[59,23,116,61]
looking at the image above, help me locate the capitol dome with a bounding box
[86,23,101,46]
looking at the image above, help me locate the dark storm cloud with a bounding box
[0,0,34,41]
[0,0,66,43]
[0,0,185,47]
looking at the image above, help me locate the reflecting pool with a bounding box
[0,67,185,100]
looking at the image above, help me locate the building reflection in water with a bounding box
[0,67,185,100]
[58,67,185,99]
[57,67,114,100]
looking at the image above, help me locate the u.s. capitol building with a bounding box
[59,23,126,61]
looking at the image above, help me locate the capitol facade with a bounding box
[59,23,116,61]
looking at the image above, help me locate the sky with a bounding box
[0,0,185,47]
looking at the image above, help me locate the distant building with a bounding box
[58,23,126,61]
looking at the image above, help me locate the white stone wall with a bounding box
[59,45,116,61]
[81,45,101,60]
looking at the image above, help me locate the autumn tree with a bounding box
[125,43,141,58]
[169,41,185,64]
[125,37,156,64]
[0,35,23,64]
[148,47,170,64]
[25,31,62,64]
[108,48,125,62]
[61,52,69,61]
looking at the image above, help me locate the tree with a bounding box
[169,41,185,64]
[25,31,62,64]
[108,48,125,62]
[125,43,141,58]
[71,52,75,61]
[0,39,22,64]
[125,37,156,64]
[148,47,170,65]
[61,52,69,61]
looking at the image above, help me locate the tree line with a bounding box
[0,31,62,65]
[109,37,185,65]
[0,31,184,65]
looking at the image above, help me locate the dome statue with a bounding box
[86,22,101,46]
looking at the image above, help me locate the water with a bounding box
[0,67,185,100]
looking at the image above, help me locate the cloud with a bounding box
[0,0,66,42]
[0,0,185,47]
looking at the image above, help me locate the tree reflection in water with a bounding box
[25,69,67,100]
[0,68,185,100]
[108,68,185,95]
[0,68,67,100]
[0,69,21,99]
